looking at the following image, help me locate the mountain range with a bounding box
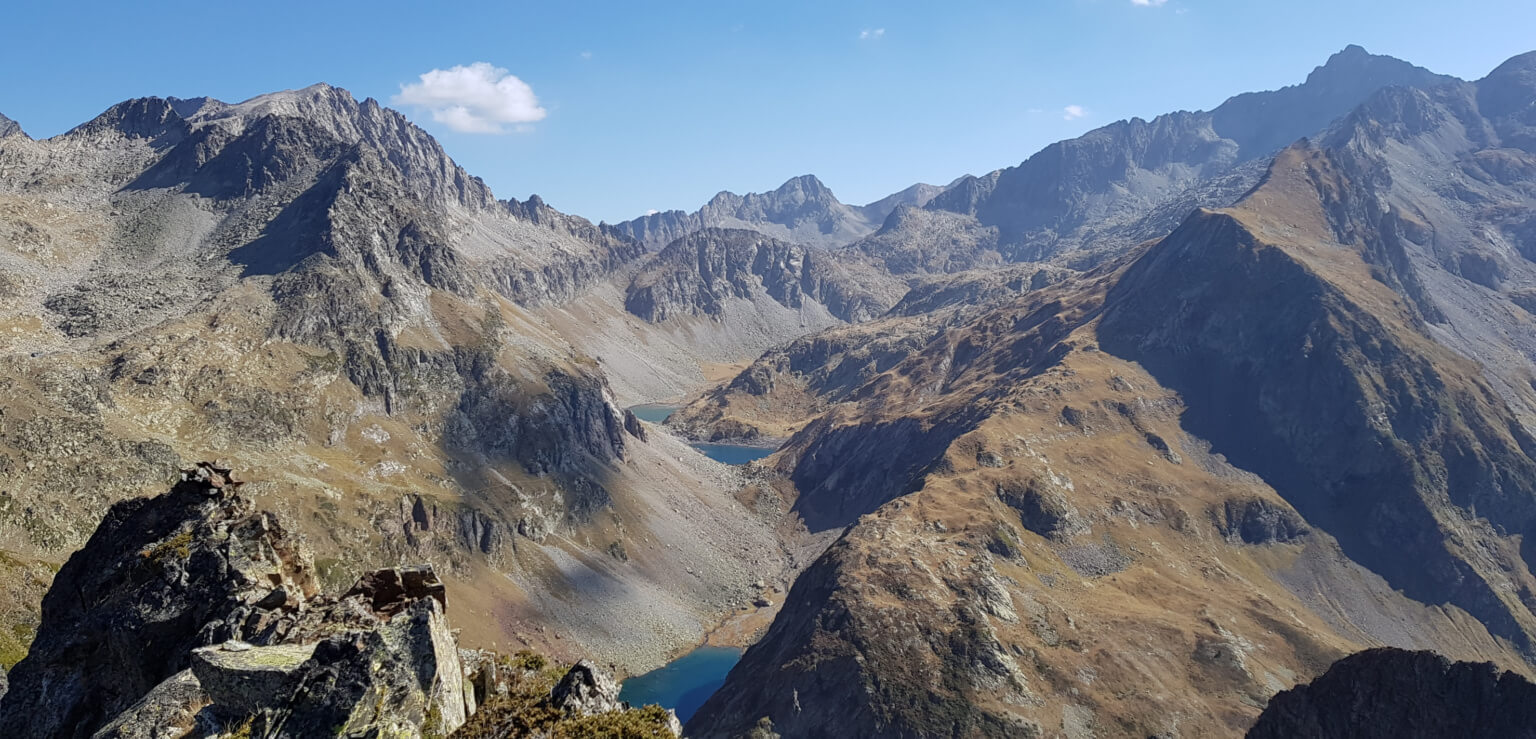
[1,42,1535,739]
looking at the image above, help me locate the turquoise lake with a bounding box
[618,645,743,722]
[690,443,776,465]
[626,405,779,465]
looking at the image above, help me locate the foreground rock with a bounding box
[0,463,676,739]
[1247,648,1536,738]
[0,463,319,738]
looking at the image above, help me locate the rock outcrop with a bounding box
[0,464,676,739]
[1247,648,1536,738]
[0,112,22,139]
[0,463,319,738]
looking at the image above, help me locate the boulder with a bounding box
[550,660,623,717]
[342,564,447,618]
[190,641,316,717]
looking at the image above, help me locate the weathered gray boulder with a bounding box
[550,659,623,717]
[190,641,316,716]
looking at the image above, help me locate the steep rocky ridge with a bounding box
[691,257,1532,736]
[1246,648,1536,738]
[1099,147,1536,653]
[540,227,912,406]
[686,51,1536,736]
[614,174,945,250]
[0,85,786,675]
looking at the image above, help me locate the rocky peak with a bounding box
[164,95,226,120]
[617,174,908,249]
[63,96,191,144]
[0,111,24,139]
[897,46,1456,265]
[857,181,946,224]
[1211,44,1456,159]
[1478,50,1536,124]
[923,171,1000,217]
[172,82,496,209]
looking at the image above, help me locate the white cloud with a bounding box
[859,28,885,40]
[580,50,593,60]
[393,62,546,134]
[1130,0,1168,5]
[1062,105,1087,120]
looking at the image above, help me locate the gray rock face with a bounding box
[1216,497,1309,544]
[253,597,468,738]
[625,227,890,324]
[996,476,1087,541]
[1246,648,1536,738]
[614,174,945,249]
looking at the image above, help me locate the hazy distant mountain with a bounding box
[614,174,946,249]
[874,44,1458,267]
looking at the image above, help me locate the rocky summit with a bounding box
[4,27,1536,739]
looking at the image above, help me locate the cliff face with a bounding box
[624,228,891,325]
[1246,648,1536,739]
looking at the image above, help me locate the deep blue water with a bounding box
[628,404,680,423]
[619,646,743,722]
[626,405,777,465]
[690,443,776,465]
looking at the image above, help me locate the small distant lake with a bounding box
[619,645,743,722]
[691,443,776,465]
[627,405,779,465]
[628,404,680,424]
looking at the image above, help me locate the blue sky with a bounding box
[3,0,1533,223]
